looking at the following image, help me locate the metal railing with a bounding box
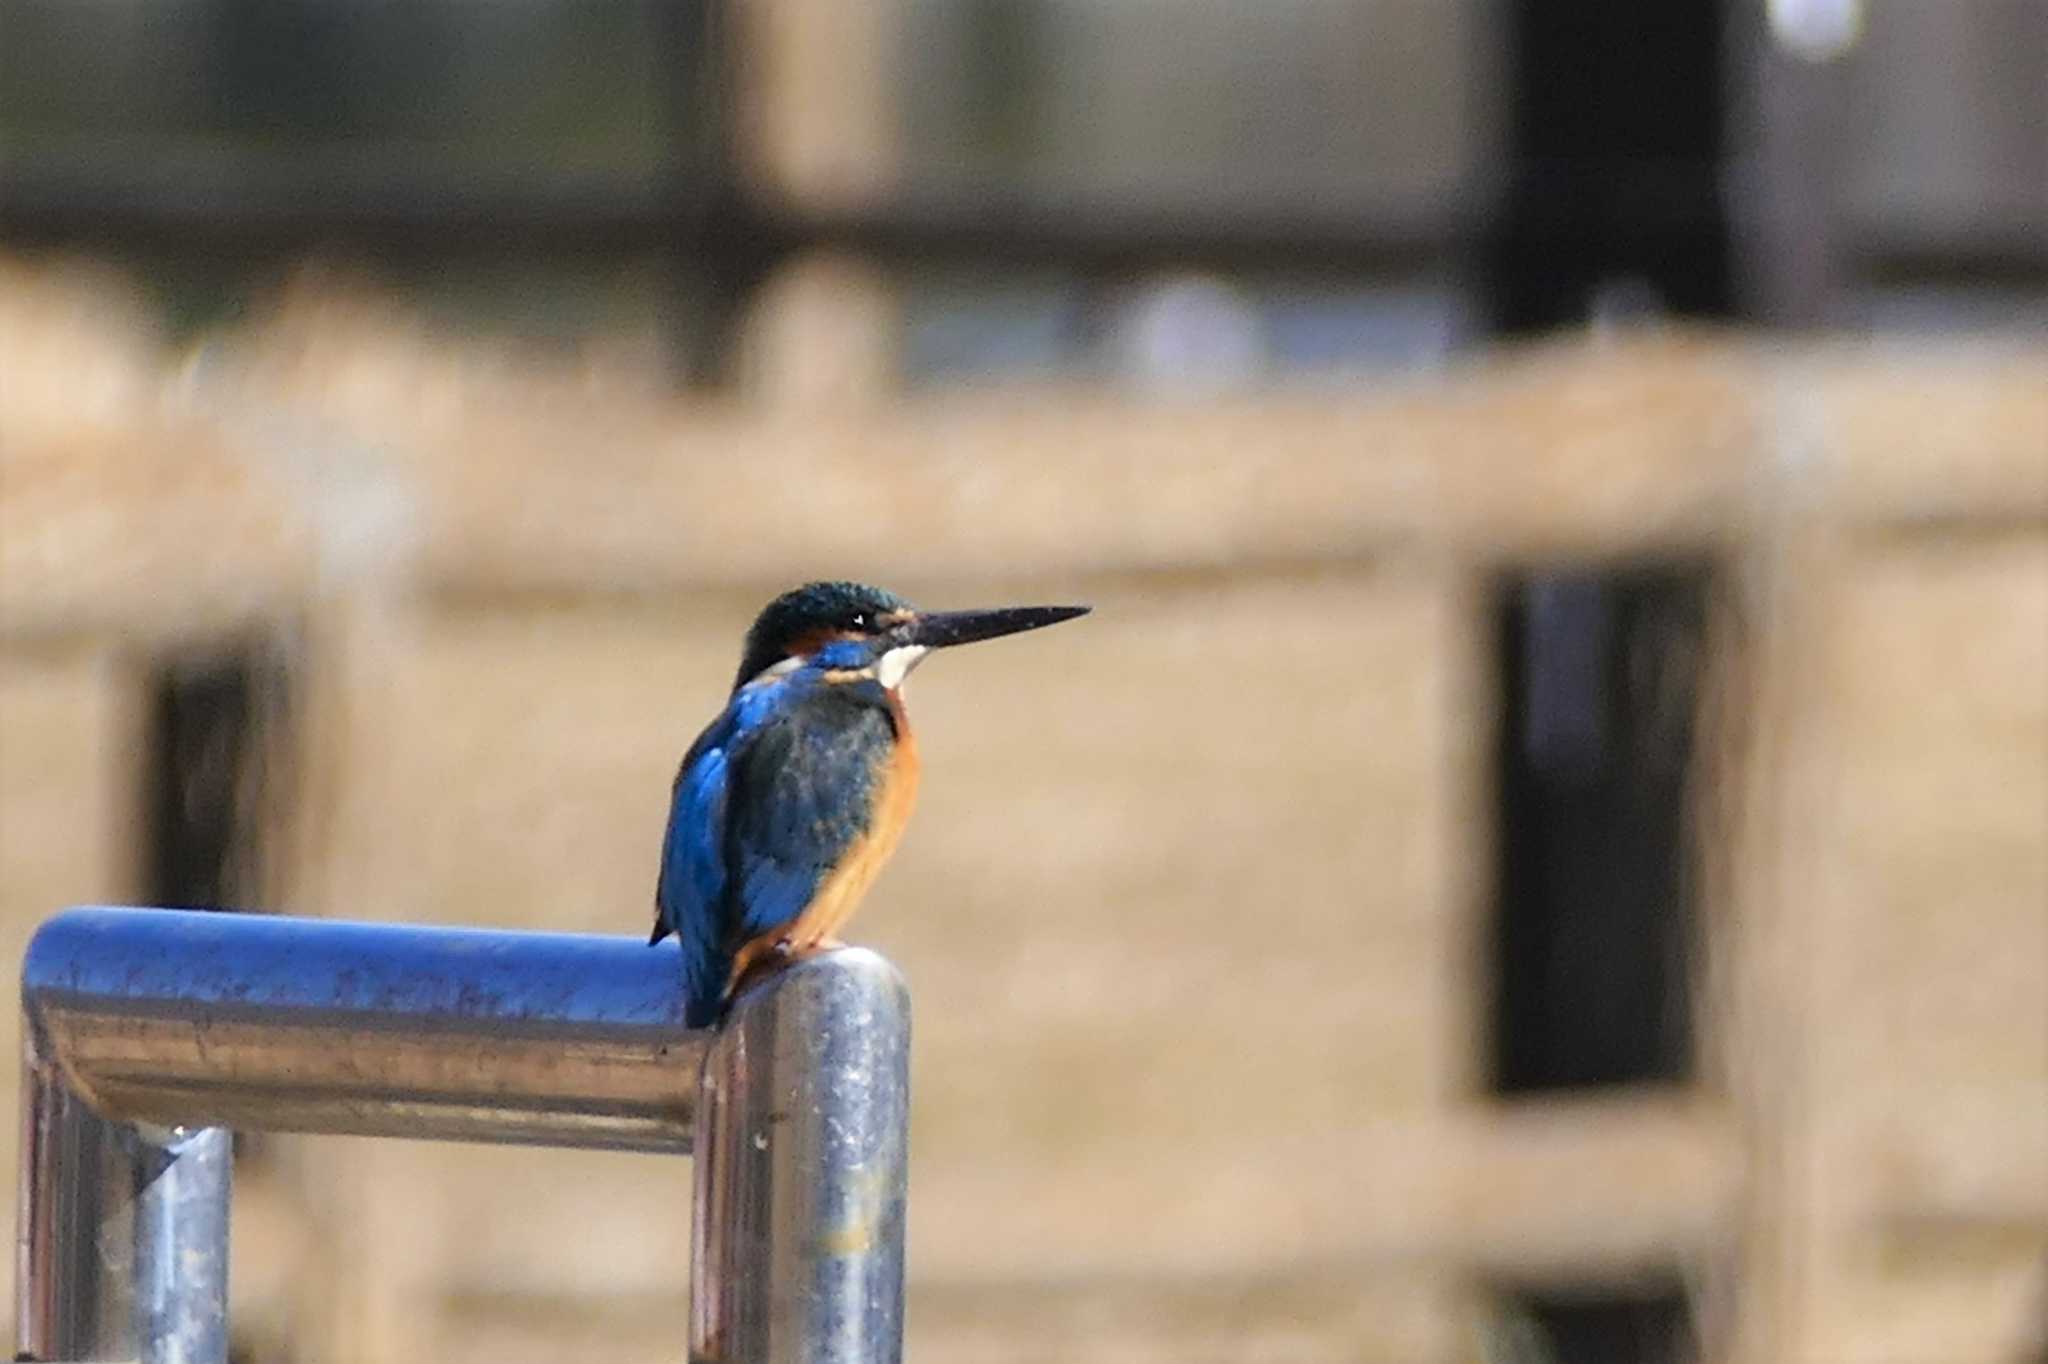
[15,906,910,1363]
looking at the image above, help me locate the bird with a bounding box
[653,580,1089,1027]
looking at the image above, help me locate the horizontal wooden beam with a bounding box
[2,268,2041,640]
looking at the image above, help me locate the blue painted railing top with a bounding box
[25,906,691,1037]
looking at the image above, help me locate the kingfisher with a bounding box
[653,580,1088,1027]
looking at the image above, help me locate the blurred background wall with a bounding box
[1,2,2043,1362]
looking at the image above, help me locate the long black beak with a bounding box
[899,604,1090,650]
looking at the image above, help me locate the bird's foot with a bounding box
[726,935,853,1008]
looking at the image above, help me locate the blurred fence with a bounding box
[5,2,2046,1360]
[1,252,2043,1362]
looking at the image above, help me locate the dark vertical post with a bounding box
[686,0,789,387]
[1479,15,1725,1352]
[1479,2,1728,1098]
[146,648,284,913]
[1474,15,1728,1335]
[1490,567,1708,1093]
[1483,0,1735,332]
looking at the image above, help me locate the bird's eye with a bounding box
[850,613,867,629]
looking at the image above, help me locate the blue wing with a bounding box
[654,673,897,1027]
[655,678,787,1026]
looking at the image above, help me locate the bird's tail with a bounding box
[680,937,730,1030]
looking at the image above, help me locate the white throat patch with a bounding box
[875,644,930,690]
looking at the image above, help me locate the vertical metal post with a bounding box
[17,1036,231,1364]
[132,1126,232,1363]
[692,948,912,1364]
[18,1042,121,1360]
